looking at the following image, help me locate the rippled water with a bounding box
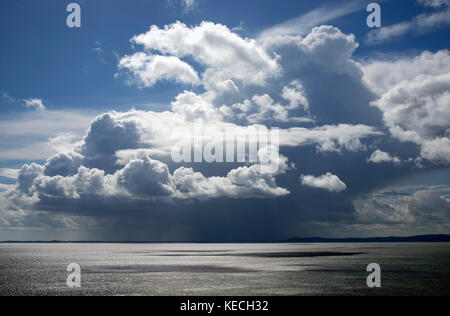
[1,243,449,296]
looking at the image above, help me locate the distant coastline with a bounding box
[1,234,450,244]
[285,234,450,243]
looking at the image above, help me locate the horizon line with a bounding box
[1,234,450,244]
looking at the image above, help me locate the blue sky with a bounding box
[0,0,449,241]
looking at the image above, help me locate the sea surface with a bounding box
[0,243,449,296]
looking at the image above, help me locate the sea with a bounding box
[0,243,449,296]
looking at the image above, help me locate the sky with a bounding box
[0,0,449,241]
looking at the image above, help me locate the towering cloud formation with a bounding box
[1,20,448,240]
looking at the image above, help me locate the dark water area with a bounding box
[0,243,449,296]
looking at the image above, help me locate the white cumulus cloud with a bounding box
[130,21,280,88]
[368,150,401,164]
[362,50,450,165]
[300,173,347,192]
[118,52,200,88]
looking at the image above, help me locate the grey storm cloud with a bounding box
[353,186,450,236]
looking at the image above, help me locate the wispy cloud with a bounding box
[167,0,199,12]
[23,98,46,111]
[93,40,107,64]
[232,21,245,33]
[0,168,19,179]
[0,142,56,160]
[182,0,198,11]
[366,4,450,45]
[2,92,17,103]
[2,94,47,111]
[0,183,15,192]
[93,41,103,54]
[418,0,450,8]
[0,110,95,160]
[258,0,364,40]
